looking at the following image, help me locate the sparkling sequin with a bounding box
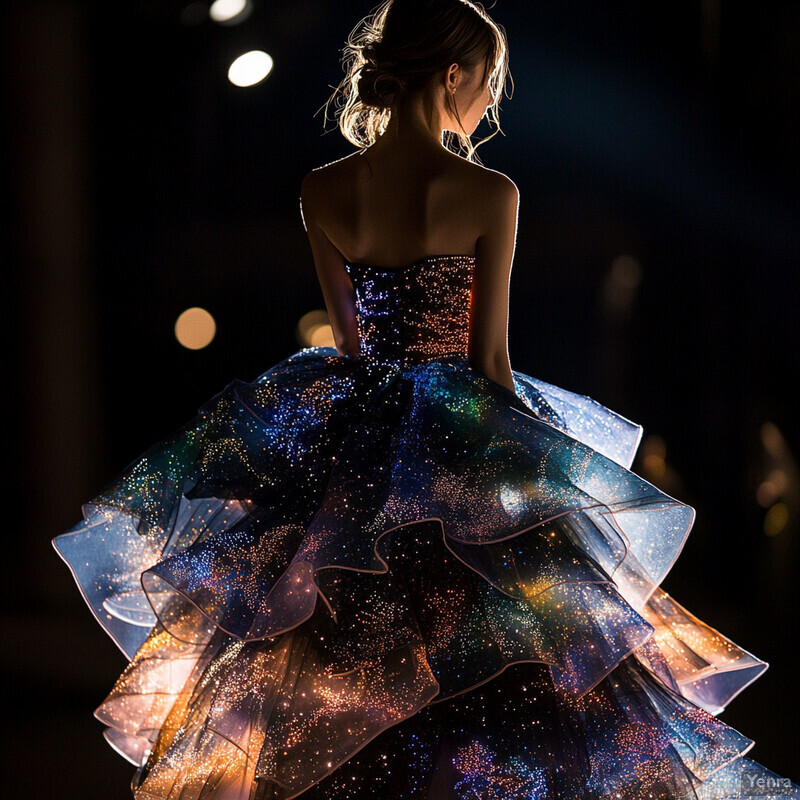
[53,256,798,798]
[345,255,474,365]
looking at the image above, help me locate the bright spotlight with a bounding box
[175,307,217,350]
[209,0,253,25]
[228,50,274,87]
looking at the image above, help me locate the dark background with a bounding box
[3,0,799,797]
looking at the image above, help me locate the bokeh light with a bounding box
[641,434,667,480]
[175,307,217,350]
[757,469,789,508]
[764,502,789,536]
[179,1,208,26]
[636,434,685,496]
[756,421,799,538]
[227,50,274,87]
[297,309,335,348]
[603,254,643,317]
[209,0,253,25]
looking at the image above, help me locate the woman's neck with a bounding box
[372,91,448,154]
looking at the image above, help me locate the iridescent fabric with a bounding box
[53,255,798,799]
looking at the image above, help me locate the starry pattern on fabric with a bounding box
[53,256,797,799]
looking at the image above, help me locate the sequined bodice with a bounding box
[344,255,475,365]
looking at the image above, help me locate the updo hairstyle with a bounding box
[326,0,511,162]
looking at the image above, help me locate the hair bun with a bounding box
[357,42,406,108]
[332,0,509,157]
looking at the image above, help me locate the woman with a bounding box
[53,1,798,798]
[301,0,517,392]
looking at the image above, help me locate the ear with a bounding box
[443,62,461,95]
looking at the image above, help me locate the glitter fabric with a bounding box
[53,255,798,799]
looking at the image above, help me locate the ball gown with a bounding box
[53,254,799,799]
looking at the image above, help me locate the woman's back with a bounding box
[302,140,509,268]
[302,138,519,392]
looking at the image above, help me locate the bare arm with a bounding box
[468,174,519,393]
[300,171,360,356]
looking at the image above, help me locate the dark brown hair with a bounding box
[326,0,511,162]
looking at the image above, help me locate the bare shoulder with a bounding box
[300,153,365,236]
[444,154,518,212]
[301,153,364,204]
[471,161,519,206]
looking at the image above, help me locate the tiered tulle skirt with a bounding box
[53,348,798,799]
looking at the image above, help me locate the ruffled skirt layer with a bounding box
[53,348,797,799]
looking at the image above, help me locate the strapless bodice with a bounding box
[344,254,475,365]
